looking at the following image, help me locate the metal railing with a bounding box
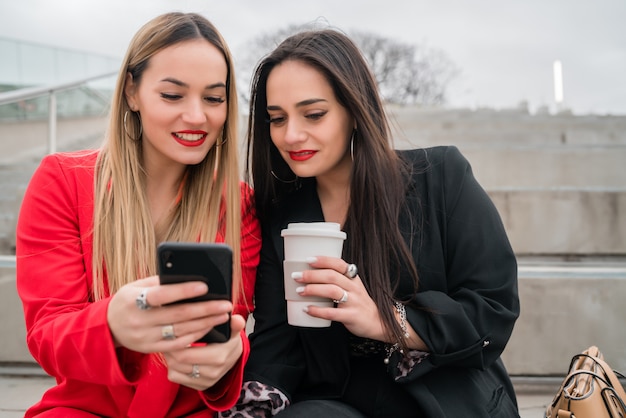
[0,255,15,268]
[0,71,116,154]
[0,72,116,263]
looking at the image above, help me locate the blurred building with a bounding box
[0,37,118,121]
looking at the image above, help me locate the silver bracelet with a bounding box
[384,301,410,364]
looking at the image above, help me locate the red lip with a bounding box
[288,150,316,161]
[172,131,207,147]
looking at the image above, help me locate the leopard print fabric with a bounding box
[218,380,289,418]
[393,349,430,380]
[218,351,429,417]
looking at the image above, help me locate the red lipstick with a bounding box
[172,131,207,147]
[289,150,316,161]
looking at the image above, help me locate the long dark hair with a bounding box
[246,29,419,349]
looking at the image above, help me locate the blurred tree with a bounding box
[233,24,459,107]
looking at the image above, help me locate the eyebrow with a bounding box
[160,77,226,89]
[267,98,328,111]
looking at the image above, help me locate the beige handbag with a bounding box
[545,346,626,418]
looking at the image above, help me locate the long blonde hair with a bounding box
[92,12,243,304]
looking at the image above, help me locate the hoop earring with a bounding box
[216,136,227,147]
[270,170,299,184]
[350,129,356,162]
[123,110,142,141]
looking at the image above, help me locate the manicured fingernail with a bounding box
[306,257,317,264]
[291,272,303,280]
[302,306,309,313]
[295,286,305,293]
[194,283,208,293]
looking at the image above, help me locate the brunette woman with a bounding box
[227,29,519,417]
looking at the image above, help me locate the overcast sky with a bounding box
[1,0,624,115]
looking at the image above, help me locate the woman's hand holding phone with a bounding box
[107,275,245,391]
[162,314,247,391]
[107,276,234,353]
[106,242,240,390]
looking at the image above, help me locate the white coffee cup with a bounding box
[281,222,347,327]
[281,222,346,261]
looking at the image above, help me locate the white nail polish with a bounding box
[306,257,317,263]
[296,286,305,293]
[292,272,303,279]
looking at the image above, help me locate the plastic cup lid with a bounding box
[281,222,346,239]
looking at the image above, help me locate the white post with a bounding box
[553,60,563,112]
[48,92,57,154]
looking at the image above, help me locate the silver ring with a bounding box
[135,288,151,310]
[161,324,176,340]
[345,264,358,279]
[333,290,349,304]
[190,364,200,379]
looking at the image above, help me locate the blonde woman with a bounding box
[16,12,260,417]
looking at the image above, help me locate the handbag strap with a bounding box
[602,386,626,412]
[548,347,626,418]
[588,353,626,400]
[569,347,626,401]
[586,345,602,358]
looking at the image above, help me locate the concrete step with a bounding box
[463,147,626,190]
[388,108,626,190]
[388,106,626,147]
[0,117,105,253]
[2,112,625,256]
[0,162,38,253]
[489,189,626,255]
[502,259,626,375]
[3,258,625,375]
[3,174,624,256]
[0,367,568,418]
[0,115,107,165]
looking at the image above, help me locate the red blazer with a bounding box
[16,150,261,417]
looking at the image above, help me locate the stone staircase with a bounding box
[0,162,36,253]
[0,116,106,253]
[388,106,626,374]
[1,108,625,376]
[390,106,626,256]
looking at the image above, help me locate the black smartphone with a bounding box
[157,242,232,343]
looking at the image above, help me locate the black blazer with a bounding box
[245,146,520,417]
